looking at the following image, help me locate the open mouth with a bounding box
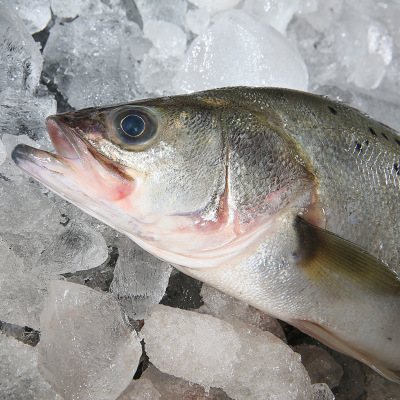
[11,116,86,172]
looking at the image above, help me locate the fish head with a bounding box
[12,90,312,268]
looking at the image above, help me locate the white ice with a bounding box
[142,305,313,400]
[173,10,309,93]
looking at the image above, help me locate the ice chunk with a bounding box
[0,0,43,93]
[143,20,187,58]
[138,51,183,96]
[311,383,335,400]
[301,0,343,32]
[199,284,286,341]
[118,377,162,400]
[364,367,400,400]
[243,0,302,34]
[38,280,142,400]
[186,7,210,35]
[110,236,172,319]
[142,305,312,400]
[0,179,63,260]
[295,344,343,389]
[0,334,61,399]
[119,364,232,399]
[36,221,108,274]
[0,137,6,165]
[0,237,49,329]
[173,10,308,94]
[14,0,51,34]
[50,0,91,18]
[0,88,56,141]
[135,0,188,28]
[188,0,241,14]
[43,14,142,109]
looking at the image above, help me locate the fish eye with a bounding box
[120,115,145,138]
[113,107,158,149]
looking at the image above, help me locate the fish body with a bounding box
[12,87,400,381]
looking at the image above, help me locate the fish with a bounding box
[11,86,400,382]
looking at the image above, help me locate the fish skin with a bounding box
[11,87,400,382]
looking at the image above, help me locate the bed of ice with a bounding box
[1,0,400,399]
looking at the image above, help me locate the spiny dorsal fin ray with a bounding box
[293,216,400,297]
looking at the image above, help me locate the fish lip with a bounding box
[46,116,83,160]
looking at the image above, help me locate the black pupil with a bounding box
[121,114,145,137]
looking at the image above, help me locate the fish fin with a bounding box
[292,216,400,298]
[291,319,400,383]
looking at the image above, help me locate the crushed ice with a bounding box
[1,0,400,398]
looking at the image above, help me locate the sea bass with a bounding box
[12,87,400,382]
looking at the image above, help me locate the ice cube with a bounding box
[0,88,57,142]
[295,344,343,389]
[49,0,91,18]
[118,364,232,399]
[243,0,302,34]
[38,280,142,400]
[110,236,172,319]
[0,137,6,166]
[364,367,400,400]
[173,10,308,94]
[186,7,210,35]
[42,14,142,109]
[142,305,313,400]
[0,0,43,93]
[199,284,286,341]
[143,20,187,58]
[0,334,61,399]
[14,0,51,34]
[311,383,335,400]
[188,0,241,14]
[0,237,49,329]
[135,0,188,28]
[35,221,109,274]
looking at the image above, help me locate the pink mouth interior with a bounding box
[46,118,79,160]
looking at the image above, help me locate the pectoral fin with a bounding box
[293,216,400,298]
[291,319,400,383]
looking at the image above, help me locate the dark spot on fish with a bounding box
[387,337,392,341]
[328,106,337,115]
[364,139,369,146]
[395,138,400,147]
[369,127,377,137]
[393,163,400,175]
[381,132,389,141]
[355,142,362,153]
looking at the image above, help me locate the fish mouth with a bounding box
[12,115,135,204]
[12,117,87,173]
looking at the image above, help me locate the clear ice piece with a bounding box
[0,0,43,93]
[110,236,172,319]
[142,305,312,400]
[38,280,142,400]
[14,0,51,34]
[43,14,142,109]
[199,284,286,341]
[311,383,335,400]
[188,0,241,14]
[36,221,109,274]
[0,334,60,399]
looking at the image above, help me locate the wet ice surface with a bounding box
[1,0,400,399]
[38,280,142,400]
[142,304,313,400]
